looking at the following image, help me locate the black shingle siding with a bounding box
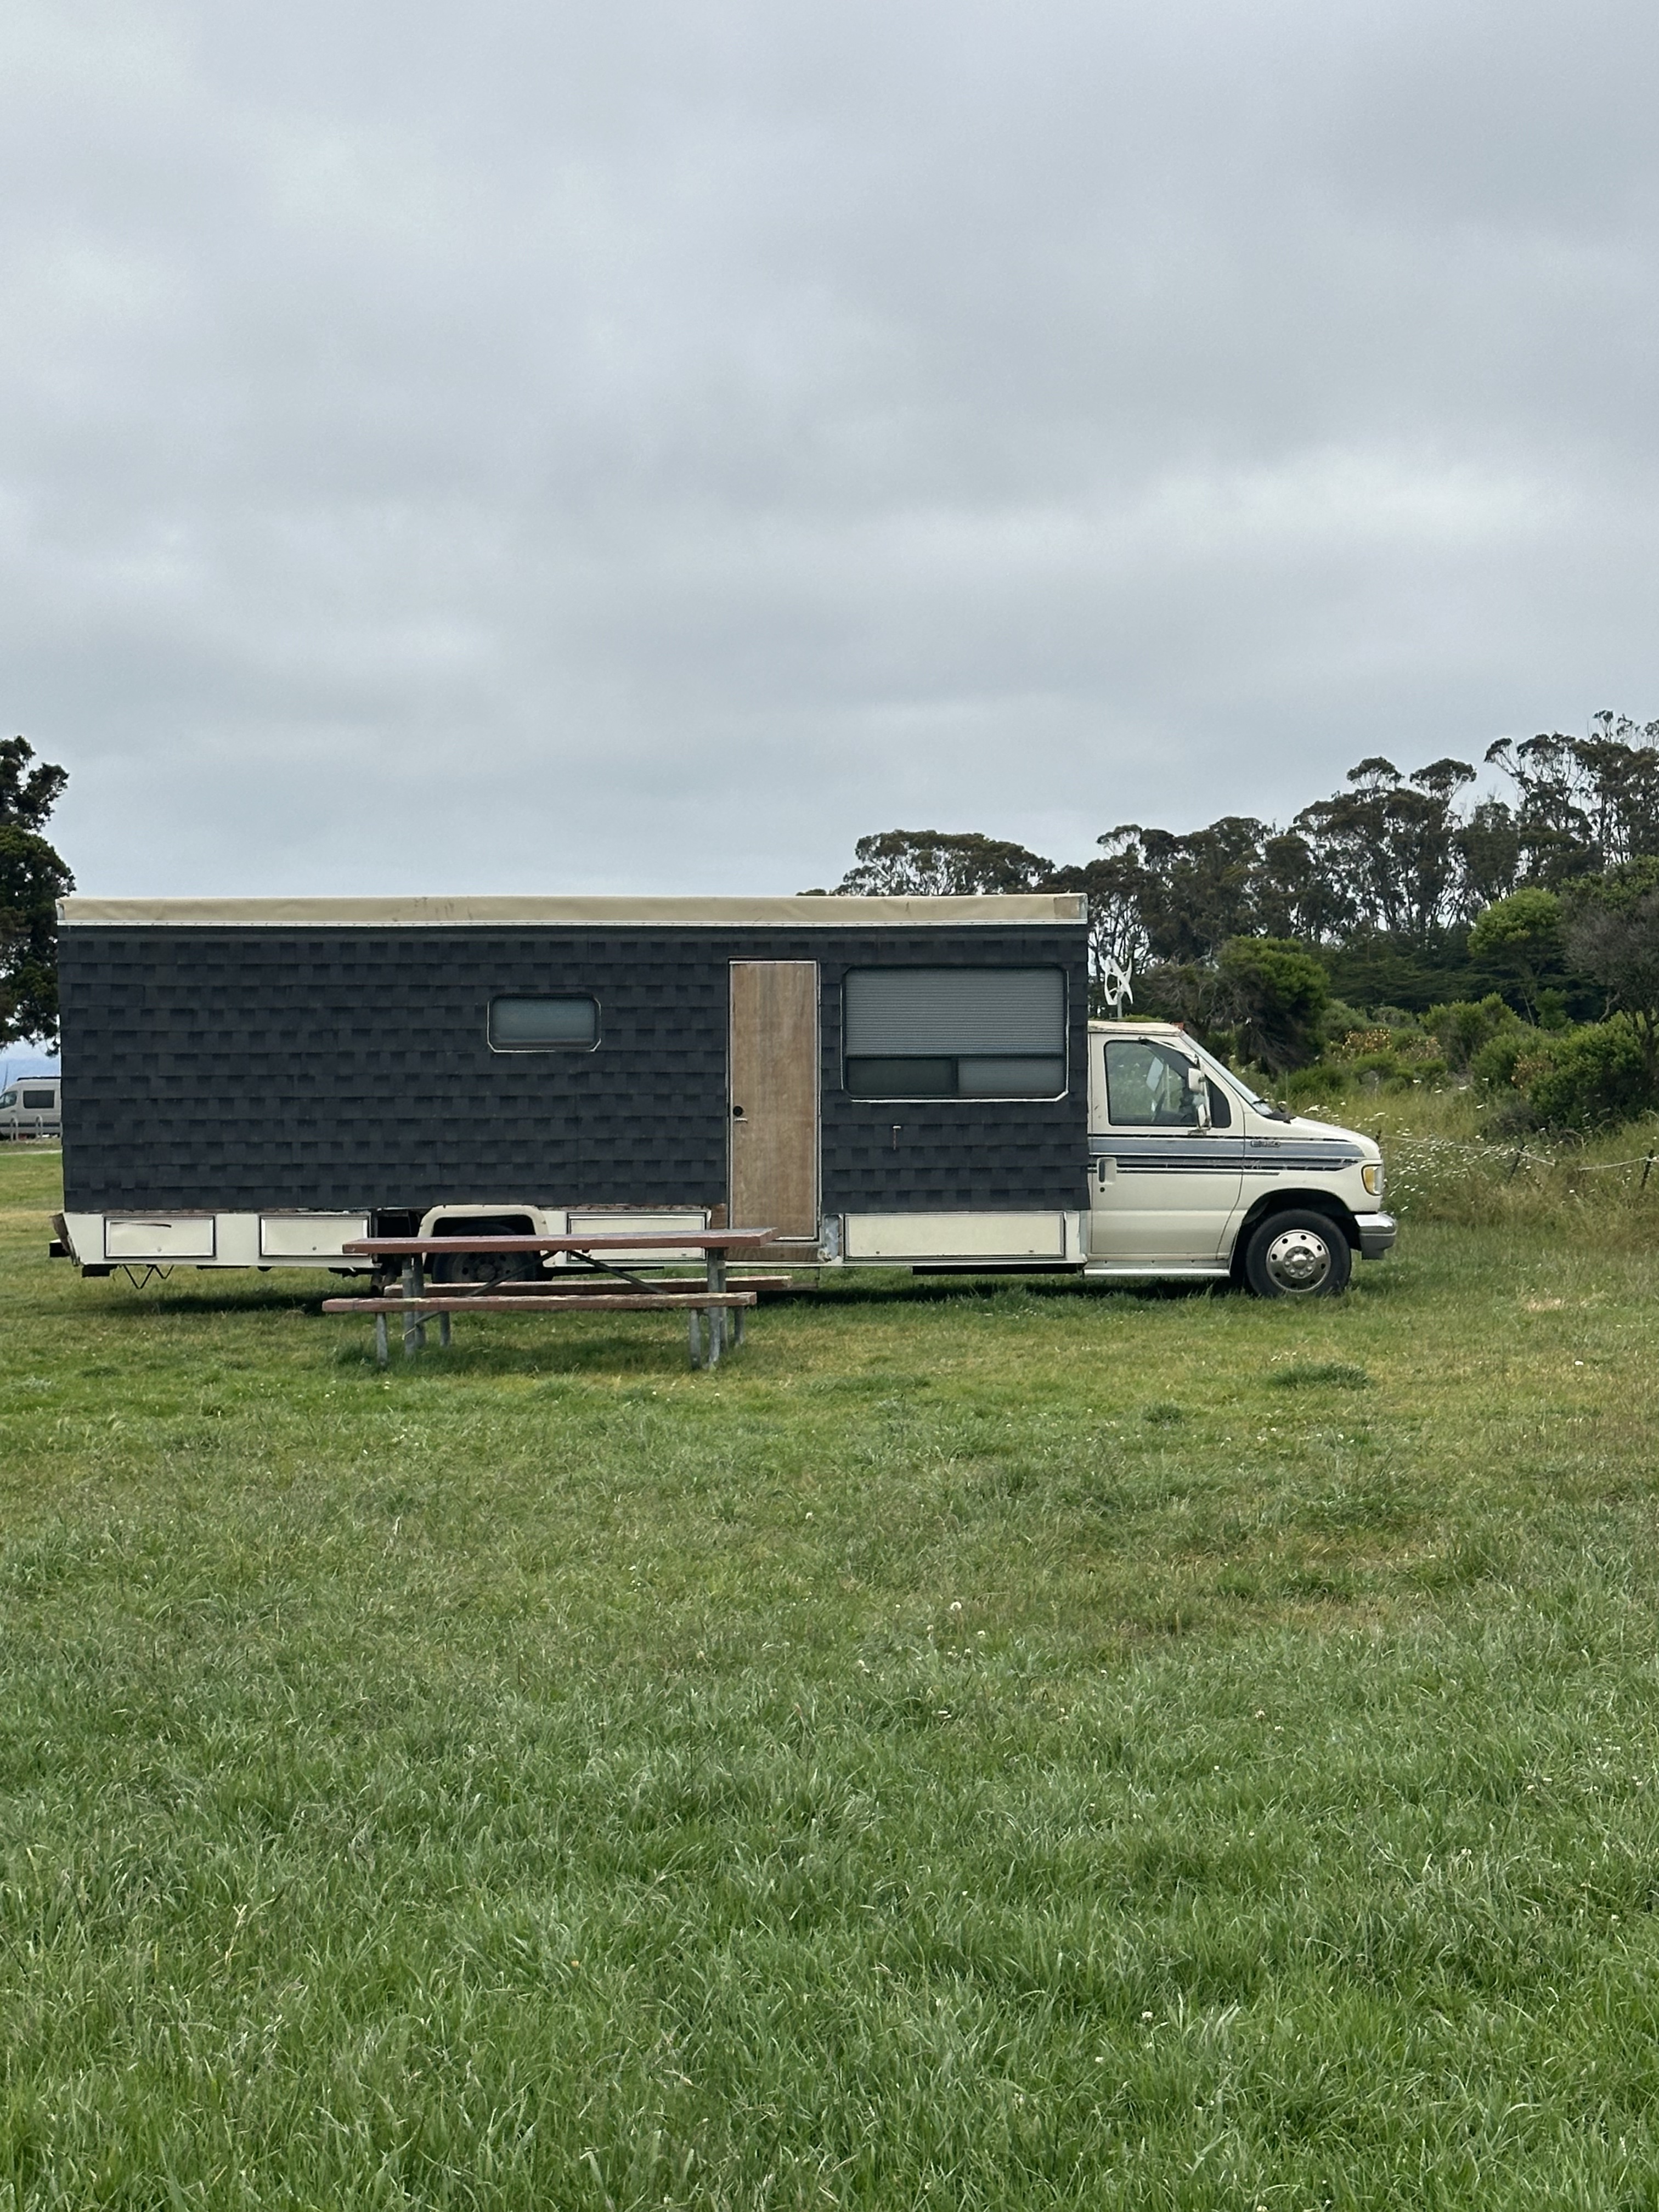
[60,924,1090,1216]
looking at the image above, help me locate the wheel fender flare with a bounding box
[1228,1190,1362,1276]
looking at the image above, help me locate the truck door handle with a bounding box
[731,1104,746,1119]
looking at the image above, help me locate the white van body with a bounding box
[0,1077,60,1139]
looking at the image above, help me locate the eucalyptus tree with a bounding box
[0,736,74,1050]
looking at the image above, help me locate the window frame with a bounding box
[486,993,602,1054]
[841,966,1069,1103]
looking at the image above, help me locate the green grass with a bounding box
[4,1148,1659,2207]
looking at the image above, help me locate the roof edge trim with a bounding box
[58,893,1089,929]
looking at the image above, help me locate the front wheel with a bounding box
[1242,1209,1352,1299]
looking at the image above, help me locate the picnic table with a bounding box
[323,1228,782,1370]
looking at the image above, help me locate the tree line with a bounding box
[816,713,1657,1008]
[812,715,1659,1115]
[820,711,1659,969]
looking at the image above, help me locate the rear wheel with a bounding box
[1242,1209,1351,1299]
[428,1247,541,1286]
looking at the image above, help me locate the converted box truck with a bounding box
[51,893,1394,1296]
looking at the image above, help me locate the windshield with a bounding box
[1188,1040,1293,1122]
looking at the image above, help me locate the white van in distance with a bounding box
[0,1077,60,1140]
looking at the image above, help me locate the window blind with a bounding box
[843,968,1064,1057]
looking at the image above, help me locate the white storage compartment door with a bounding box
[104,1215,217,1261]
[259,1213,371,1259]
[843,1211,1070,1261]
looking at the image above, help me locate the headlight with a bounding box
[1362,1161,1382,1198]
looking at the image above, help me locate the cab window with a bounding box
[1104,1039,1201,1127]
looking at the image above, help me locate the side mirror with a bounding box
[1186,1062,1211,1130]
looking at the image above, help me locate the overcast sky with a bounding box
[4,0,1657,895]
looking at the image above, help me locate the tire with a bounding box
[1242,1209,1352,1299]
[428,1247,541,1286]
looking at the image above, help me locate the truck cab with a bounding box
[1086,1020,1395,1295]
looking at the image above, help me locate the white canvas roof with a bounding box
[59,894,1086,928]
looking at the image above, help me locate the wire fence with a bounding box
[1386,1131,1658,1174]
[1373,1129,1659,1216]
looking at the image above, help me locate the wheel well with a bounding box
[421,1209,539,1239]
[1229,1189,1361,1276]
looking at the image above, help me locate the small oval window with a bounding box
[488,996,599,1051]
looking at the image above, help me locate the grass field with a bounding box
[4,1147,1659,2208]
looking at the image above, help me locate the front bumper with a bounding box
[1355,1211,1397,1261]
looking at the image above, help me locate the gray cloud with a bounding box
[3,0,1657,893]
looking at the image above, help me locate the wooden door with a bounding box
[729,962,820,1241]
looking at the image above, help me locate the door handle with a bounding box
[731,1104,746,1120]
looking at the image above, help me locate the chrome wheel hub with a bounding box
[1264,1226,1332,1293]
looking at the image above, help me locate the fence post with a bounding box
[1506,1146,1526,1183]
[1644,1152,1656,1193]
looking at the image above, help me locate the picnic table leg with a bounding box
[733,1305,746,1347]
[402,1259,425,1359]
[438,1312,452,1348]
[707,1248,727,1359]
[688,1310,704,1369]
[374,1313,389,1368]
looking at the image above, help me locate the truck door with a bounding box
[1090,1036,1243,1262]
[729,962,820,1246]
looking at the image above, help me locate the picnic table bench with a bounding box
[323,1228,782,1369]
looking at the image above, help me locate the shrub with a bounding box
[1392,1034,1443,1065]
[1333,1027,1393,1059]
[1283,1063,1348,1106]
[1511,1016,1656,1132]
[1333,1046,1447,1091]
[1139,938,1330,1072]
[1216,937,1330,1071]
[1471,1029,1532,1094]
[1391,1055,1447,1088]
[1468,887,1563,1017]
[1426,994,1517,1073]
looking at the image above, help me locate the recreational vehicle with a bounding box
[50,894,1394,1296]
[0,1076,61,1139]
